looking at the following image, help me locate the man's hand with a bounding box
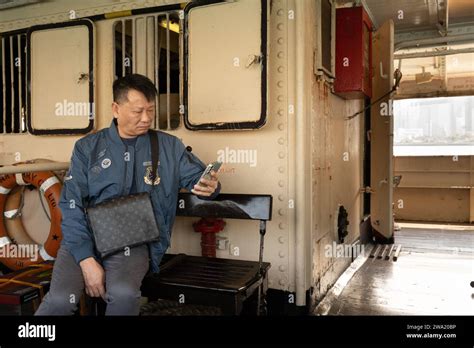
[191,170,219,197]
[79,257,106,299]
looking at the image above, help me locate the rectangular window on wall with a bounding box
[183,0,268,131]
[0,32,28,134]
[394,96,474,156]
[27,20,94,135]
[113,11,181,131]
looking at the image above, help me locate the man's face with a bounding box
[112,89,155,138]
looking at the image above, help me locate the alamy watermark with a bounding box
[217,147,257,167]
[0,244,39,262]
[324,241,365,259]
[55,99,95,119]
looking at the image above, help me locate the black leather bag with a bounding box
[85,130,160,258]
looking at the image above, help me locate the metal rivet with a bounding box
[279,265,287,272]
[279,236,285,243]
[279,167,285,174]
[277,38,284,45]
[278,138,284,145]
[278,152,285,159]
[277,66,284,73]
[278,208,285,216]
[277,51,284,59]
[278,180,284,187]
[278,123,284,130]
[278,194,284,201]
[277,95,284,102]
[279,251,285,258]
[278,109,284,116]
[277,80,284,88]
[277,23,284,31]
[279,279,286,286]
[277,9,284,16]
[279,223,286,230]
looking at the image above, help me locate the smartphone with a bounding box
[197,161,222,187]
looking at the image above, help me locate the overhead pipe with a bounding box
[394,47,474,59]
[395,33,474,51]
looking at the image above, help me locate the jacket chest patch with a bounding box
[97,149,106,158]
[144,166,160,185]
[101,158,112,169]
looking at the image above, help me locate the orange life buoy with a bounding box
[0,171,62,270]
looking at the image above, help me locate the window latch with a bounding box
[246,54,262,68]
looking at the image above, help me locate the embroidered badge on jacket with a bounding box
[144,166,160,185]
[101,158,112,169]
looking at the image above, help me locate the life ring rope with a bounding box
[39,176,60,194]
[0,236,12,249]
[0,186,11,194]
[15,173,27,186]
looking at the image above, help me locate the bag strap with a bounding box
[148,129,159,189]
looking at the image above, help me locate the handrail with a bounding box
[0,162,69,175]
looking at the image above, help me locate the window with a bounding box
[183,0,268,130]
[113,12,181,130]
[315,0,335,79]
[0,31,28,134]
[394,96,474,156]
[27,20,94,135]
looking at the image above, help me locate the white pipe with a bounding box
[0,162,69,175]
[294,0,308,307]
[394,47,474,59]
[395,33,473,51]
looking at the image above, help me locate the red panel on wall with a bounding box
[334,6,373,99]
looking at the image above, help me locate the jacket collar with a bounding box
[107,118,149,150]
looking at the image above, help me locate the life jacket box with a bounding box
[0,263,53,315]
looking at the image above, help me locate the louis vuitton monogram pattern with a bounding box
[86,192,160,258]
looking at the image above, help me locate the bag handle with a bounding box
[148,129,159,190]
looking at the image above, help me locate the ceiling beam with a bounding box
[395,22,474,47]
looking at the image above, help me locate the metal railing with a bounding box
[113,11,181,130]
[1,32,27,134]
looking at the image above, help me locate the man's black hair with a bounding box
[113,74,158,103]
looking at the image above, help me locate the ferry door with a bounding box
[370,20,395,242]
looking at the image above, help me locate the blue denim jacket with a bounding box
[60,119,220,272]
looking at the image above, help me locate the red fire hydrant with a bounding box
[193,218,225,257]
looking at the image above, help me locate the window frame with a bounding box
[182,0,268,131]
[26,19,95,135]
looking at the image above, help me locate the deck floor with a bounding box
[324,224,474,315]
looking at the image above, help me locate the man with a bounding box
[36,74,220,315]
